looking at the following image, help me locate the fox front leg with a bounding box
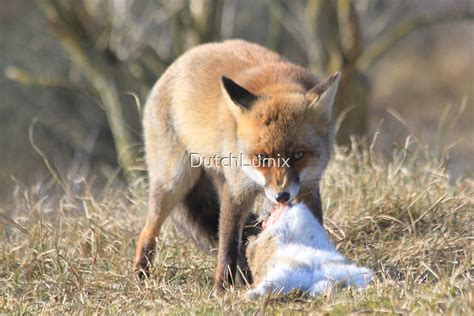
[299,185,323,224]
[214,184,255,292]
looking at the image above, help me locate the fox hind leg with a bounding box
[134,99,202,278]
[134,157,201,278]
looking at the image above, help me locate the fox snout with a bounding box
[263,167,300,204]
[265,183,300,204]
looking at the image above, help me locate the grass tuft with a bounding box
[1,138,472,314]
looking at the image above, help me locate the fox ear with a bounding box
[221,76,258,112]
[305,72,341,123]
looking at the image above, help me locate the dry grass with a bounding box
[1,138,473,314]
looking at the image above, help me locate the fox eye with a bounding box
[256,153,270,167]
[292,151,305,161]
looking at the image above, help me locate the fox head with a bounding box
[221,72,340,203]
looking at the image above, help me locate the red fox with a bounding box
[134,39,340,291]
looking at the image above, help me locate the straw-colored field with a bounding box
[1,140,472,314]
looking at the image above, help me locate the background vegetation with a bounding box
[1,0,473,314]
[1,141,472,313]
[1,0,473,193]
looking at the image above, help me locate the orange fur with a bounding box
[134,39,340,291]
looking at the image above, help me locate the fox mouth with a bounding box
[264,184,300,205]
[261,203,290,230]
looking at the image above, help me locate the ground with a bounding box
[1,140,472,314]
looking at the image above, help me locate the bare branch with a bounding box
[303,0,326,73]
[5,66,93,94]
[36,0,137,182]
[268,1,307,54]
[337,0,362,64]
[362,0,409,41]
[357,10,474,71]
[28,118,70,196]
[220,0,238,39]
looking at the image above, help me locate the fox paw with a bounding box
[246,284,274,300]
[246,289,261,300]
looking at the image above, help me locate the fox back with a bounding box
[144,39,340,205]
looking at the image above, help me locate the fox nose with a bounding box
[275,191,290,203]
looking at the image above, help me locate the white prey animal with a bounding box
[246,203,372,298]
